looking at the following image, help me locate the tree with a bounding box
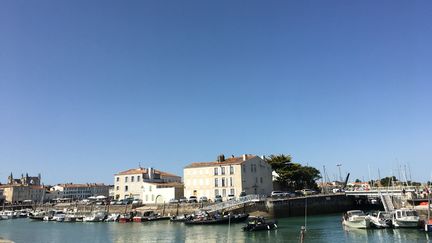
[265,154,321,191]
[380,176,398,187]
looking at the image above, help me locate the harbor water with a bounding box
[1,214,431,243]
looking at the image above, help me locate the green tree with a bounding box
[380,176,398,187]
[265,154,321,191]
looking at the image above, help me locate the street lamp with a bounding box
[336,164,343,183]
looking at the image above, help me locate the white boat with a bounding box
[105,213,120,222]
[83,212,107,222]
[342,210,371,229]
[53,213,66,222]
[392,208,419,228]
[367,211,392,228]
[0,211,17,219]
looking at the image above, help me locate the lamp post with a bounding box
[336,164,343,183]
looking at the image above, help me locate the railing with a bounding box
[202,194,264,212]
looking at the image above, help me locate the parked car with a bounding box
[132,199,142,205]
[271,191,287,198]
[214,195,223,203]
[301,189,317,196]
[110,200,118,205]
[239,191,247,197]
[199,196,208,203]
[227,194,235,201]
[179,197,188,203]
[169,199,179,204]
[188,196,198,203]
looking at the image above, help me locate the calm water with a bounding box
[0,215,431,243]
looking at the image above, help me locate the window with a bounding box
[137,176,140,182]
[230,166,234,174]
[214,167,218,175]
[131,176,134,182]
[251,164,253,172]
[125,186,128,191]
[256,177,258,183]
[222,189,226,197]
[145,195,148,201]
[125,177,128,183]
[214,178,218,187]
[222,178,225,187]
[151,195,154,201]
[230,188,235,195]
[116,177,119,182]
[260,177,263,183]
[230,177,233,187]
[116,186,119,191]
[243,165,246,172]
[215,189,219,196]
[221,167,225,175]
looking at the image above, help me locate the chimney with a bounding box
[217,154,225,162]
[261,155,266,160]
[148,167,153,180]
[242,154,247,161]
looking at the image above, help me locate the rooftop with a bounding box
[115,168,180,178]
[184,155,257,168]
[56,183,108,188]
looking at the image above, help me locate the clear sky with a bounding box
[1,1,431,185]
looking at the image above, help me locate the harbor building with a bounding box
[183,154,273,201]
[114,167,183,203]
[51,183,110,200]
[0,173,46,203]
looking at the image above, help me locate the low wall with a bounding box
[268,194,355,218]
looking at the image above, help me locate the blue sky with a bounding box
[1,1,431,185]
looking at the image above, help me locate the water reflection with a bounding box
[1,215,431,243]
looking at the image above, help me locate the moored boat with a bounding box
[367,211,392,228]
[242,217,278,232]
[392,208,420,228]
[342,210,371,229]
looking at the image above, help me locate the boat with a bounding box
[118,213,133,223]
[29,210,46,221]
[64,214,83,222]
[367,211,392,228]
[170,214,192,222]
[105,213,120,222]
[142,211,170,221]
[392,208,420,228]
[185,213,249,225]
[43,210,64,221]
[0,211,17,219]
[242,217,278,232]
[342,210,371,229]
[53,213,66,222]
[83,212,107,222]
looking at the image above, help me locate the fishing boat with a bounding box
[342,210,371,229]
[392,208,420,228]
[367,211,392,228]
[242,217,278,232]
